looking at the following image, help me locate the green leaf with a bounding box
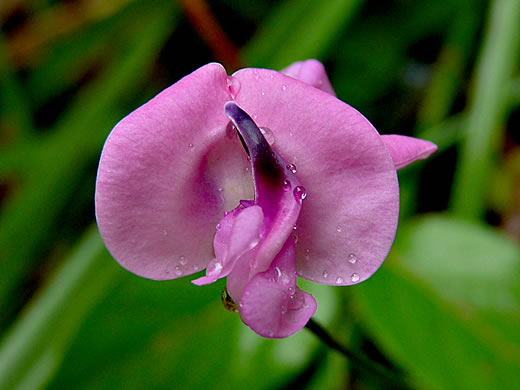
[242,0,363,69]
[48,272,325,390]
[351,255,520,390]
[397,214,520,313]
[450,0,520,219]
[0,0,178,329]
[0,227,120,390]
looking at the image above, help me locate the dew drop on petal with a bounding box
[259,127,275,145]
[293,186,307,202]
[216,223,221,231]
[336,225,342,233]
[282,84,287,91]
[275,266,282,280]
[283,180,291,191]
[188,143,194,149]
[348,253,357,264]
[261,90,265,96]
[208,261,223,276]
[179,256,187,265]
[227,76,241,99]
[322,271,329,279]
[286,163,297,174]
[335,276,344,284]
[351,273,360,282]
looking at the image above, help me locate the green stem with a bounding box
[305,318,412,389]
[0,227,120,390]
[450,0,520,219]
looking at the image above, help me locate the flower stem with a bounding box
[305,318,412,389]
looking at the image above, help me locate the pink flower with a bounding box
[95,60,436,338]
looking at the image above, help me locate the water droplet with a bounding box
[286,163,297,174]
[217,187,223,192]
[335,276,344,284]
[283,180,291,191]
[253,114,258,120]
[336,225,342,233]
[348,253,357,264]
[175,266,182,276]
[288,286,295,295]
[275,266,282,280]
[188,143,194,149]
[193,264,200,271]
[225,122,238,139]
[216,223,221,231]
[226,76,240,99]
[179,256,187,265]
[282,84,287,91]
[293,224,297,230]
[351,273,360,282]
[162,230,167,236]
[261,90,265,96]
[293,186,307,202]
[322,271,329,279]
[259,127,275,145]
[208,261,223,275]
[253,70,259,80]
[269,74,274,79]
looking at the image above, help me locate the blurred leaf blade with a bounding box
[451,0,520,219]
[0,33,33,141]
[242,0,363,69]
[397,215,520,313]
[351,255,520,390]
[0,0,178,330]
[0,226,120,390]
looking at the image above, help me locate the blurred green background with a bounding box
[0,0,519,389]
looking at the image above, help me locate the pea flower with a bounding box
[95,60,436,338]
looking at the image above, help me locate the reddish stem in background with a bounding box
[178,0,244,71]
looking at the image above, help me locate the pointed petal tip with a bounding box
[382,134,438,170]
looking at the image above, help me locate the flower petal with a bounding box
[192,204,264,286]
[95,63,253,280]
[381,134,438,170]
[225,102,303,277]
[232,68,399,285]
[281,59,336,96]
[240,238,317,338]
